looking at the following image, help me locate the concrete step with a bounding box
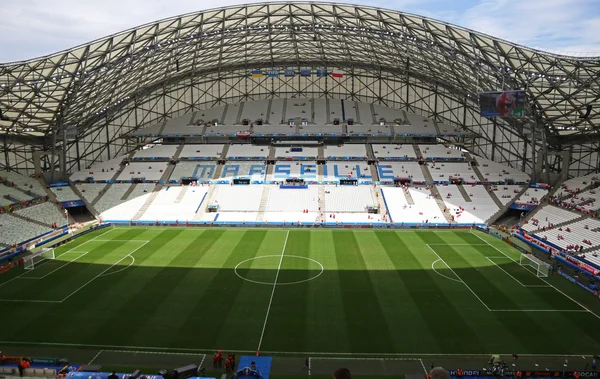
[353,100,361,124]
[265,99,273,124]
[213,164,224,181]
[325,98,331,124]
[369,103,377,124]
[318,185,326,214]
[10,212,53,228]
[457,184,473,202]
[121,184,137,200]
[159,163,176,183]
[173,145,185,160]
[175,186,188,203]
[370,164,379,182]
[220,104,229,124]
[403,188,415,205]
[132,186,162,220]
[156,118,168,136]
[221,144,230,160]
[91,184,110,206]
[413,144,423,159]
[268,145,276,160]
[70,182,99,217]
[317,146,325,160]
[256,186,272,222]
[487,185,530,225]
[236,102,245,125]
[281,99,288,125]
[429,185,454,224]
[530,214,589,234]
[419,162,434,183]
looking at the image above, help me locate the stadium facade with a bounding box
[0,2,598,177]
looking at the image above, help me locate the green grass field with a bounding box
[1,227,599,356]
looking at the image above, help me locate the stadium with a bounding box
[0,2,600,379]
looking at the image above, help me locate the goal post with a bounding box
[23,248,55,270]
[519,253,550,278]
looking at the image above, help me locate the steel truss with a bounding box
[0,2,598,176]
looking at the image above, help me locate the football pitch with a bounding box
[1,227,599,357]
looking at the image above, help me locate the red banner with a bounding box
[566,255,600,275]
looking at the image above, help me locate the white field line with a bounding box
[37,252,89,279]
[0,228,113,289]
[426,244,491,311]
[104,349,207,356]
[485,257,550,288]
[198,354,206,368]
[308,357,311,376]
[471,231,600,320]
[312,357,424,361]
[113,226,468,233]
[427,243,489,245]
[490,309,589,312]
[99,255,135,277]
[60,240,149,303]
[88,349,104,364]
[92,240,150,242]
[257,230,289,353]
[431,259,462,283]
[419,359,428,374]
[0,340,596,357]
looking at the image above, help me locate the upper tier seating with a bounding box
[275,146,318,159]
[377,162,426,182]
[195,105,226,124]
[219,162,266,182]
[212,186,263,211]
[373,105,404,124]
[15,202,67,226]
[76,183,107,204]
[116,162,168,181]
[475,157,531,183]
[171,162,217,181]
[69,155,125,181]
[382,187,446,224]
[419,144,463,160]
[0,214,54,245]
[179,144,224,159]
[266,186,319,212]
[324,145,367,159]
[270,161,318,181]
[323,185,374,212]
[205,124,250,135]
[0,170,46,196]
[555,173,599,198]
[50,186,80,202]
[0,183,33,205]
[372,144,417,159]
[270,99,285,125]
[223,103,241,125]
[522,205,582,232]
[100,192,152,221]
[398,113,436,135]
[329,99,343,123]
[239,100,270,123]
[227,144,268,159]
[324,162,372,182]
[490,185,524,205]
[313,99,327,124]
[570,188,600,213]
[285,98,311,122]
[514,188,548,206]
[428,162,477,183]
[133,145,178,160]
[161,114,194,135]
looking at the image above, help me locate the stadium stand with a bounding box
[266,186,319,212]
[240,100,270,124]
[161,114,194,135]
[428,162,478,183]
[15,202,67,226]
[69,155,125,181]
[0,170,47,196]
[286,98,311,121]
[195,105,226,124]
[490,185,524,205]
[179,144,225,159]
[323,185,374,212]
[211,185,263,211]
[372,144,417,159]
[324,161,372,182]
[219,162,266,182]
[50,186,81,202]
[139,186,208,221]
[555,172,599,198]
[116,162,168,181]
[313,99,328,124]
[438,184,499,224]
[227,144,268,159]
[0,183,34,203]
[399,113,436,135]
[275,146,318,159]
[170,162,217,182]
[533,218,600,253]
[133,145,178,160]
[418,144,464,160]
[522,205,582,232]
[75,183,107,204]
[270,161,319,182]
[94,183,156,213]
[324,144,368,159]
[514,188,548,207]
[100,192,153,221]
[382,186,446,224]
[270,99,285,125]
[475,157,531,183]
[0,214,54,245]
[377,162,426,182]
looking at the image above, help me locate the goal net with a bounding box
[24,248,55,270]
[519,253,550,278]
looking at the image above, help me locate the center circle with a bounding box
[234,255,324,285]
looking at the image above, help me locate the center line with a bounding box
[257,230,289,353]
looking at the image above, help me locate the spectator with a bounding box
[333,368,352,379]
[429,367,451,379]
[108,372,118,379]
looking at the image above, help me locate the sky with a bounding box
[0,0,599,63]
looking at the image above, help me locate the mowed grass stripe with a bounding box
[380,231,485,353]
[417,232,532,353]
[332,231,395,353]
[355,232,441,353]
[46,229,188,345]
[176,230,280,350]
[260,230,312,352]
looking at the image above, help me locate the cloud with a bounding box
[0,0,598,62]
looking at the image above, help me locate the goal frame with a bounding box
[24,248,55,270]
[519,253,550,278]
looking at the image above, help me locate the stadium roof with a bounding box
[0,1,599,141]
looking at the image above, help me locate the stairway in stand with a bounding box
[70,182,99,217]
[457,184,473,202]
[418,161,435,183]
[10,212,53,228]
[132,185,163,220]
[120,184,137,200]
[428,185,454,224]
[256,186,272,222]
[403,187,415,205]
[318,185,326,216]
[487,185,529,225]
[175,186,188,203]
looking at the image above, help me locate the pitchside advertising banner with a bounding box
[448,370,598,378]
[479,90,526,117]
